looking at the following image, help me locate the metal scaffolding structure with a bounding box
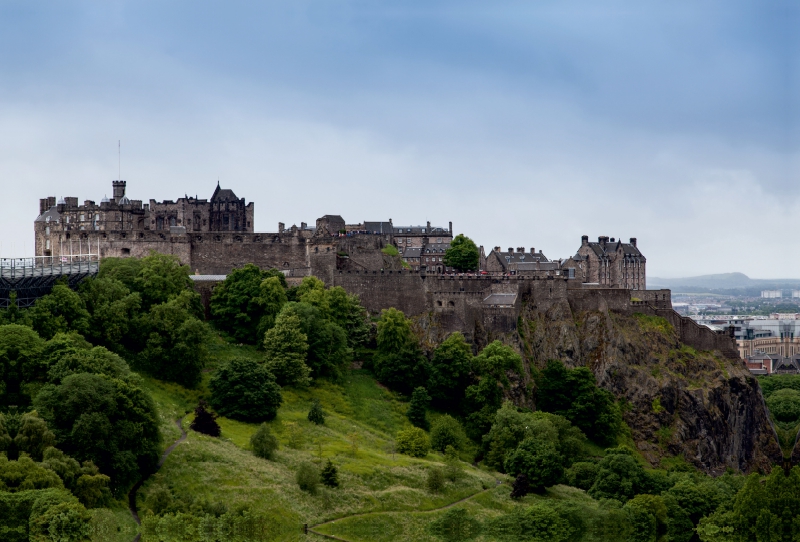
[0,254,99,308]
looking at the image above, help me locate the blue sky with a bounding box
[0,1,796,277]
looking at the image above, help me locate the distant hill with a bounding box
[649,273,800,292]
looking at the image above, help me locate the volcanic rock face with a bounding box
[517,298,781,474]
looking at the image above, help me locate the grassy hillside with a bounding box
[135,338,510,541]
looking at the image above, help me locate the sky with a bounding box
[0,1,797,278]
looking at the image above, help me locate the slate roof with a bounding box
[394,226,449,235]
[483,293,518,306]
[364,221,393,233]
[585,240,643,259]
[424,243,450,254]
[35,207,61,223]
[211,183,241,203]
[402,247,422,258]
[493,250,549,264]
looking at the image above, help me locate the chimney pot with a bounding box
[494,246,501,252]
[610,237,615,242]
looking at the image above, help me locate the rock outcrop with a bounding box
[516,297,781,474]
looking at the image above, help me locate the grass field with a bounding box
[128,338,637,542]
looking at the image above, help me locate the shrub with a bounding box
[190,400,221,437]
[250,424,279,460]
[396,427,430,458]
[427,467,446,493]
[407,387,431,430]
[429,508,481,541]
[307,400,325,425]
[296,462,320,494]
[29,501,91,542]
[444,445,463,482]
[510,473,531,500]
[320,460,339,488]
[430,415,466,452]
[504,438,564,492]
[566,461,599,491]
[209,358,283,422]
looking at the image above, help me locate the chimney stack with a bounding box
[427,221,431,230]
[581,235,589,246]
[449,221,452,233]
[630,237,637,247]
[508,247,514,253]
[530,248,535,254]
[517,247,524,253]
[494,246,501,252]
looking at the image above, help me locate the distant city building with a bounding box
[762,290,782,298]
[793,290,800,298]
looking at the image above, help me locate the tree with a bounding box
[296,462,320,494]
[566,462,599,491]
[28,284,90,340]
[134,252,195,312]
[463,341,523,440]
[190,400,221,437]
[537,360,621,445]
[510,473,532,500]
[42,447,111,507]
[277,302,351,381]
[307,400,325,425]
[320,459,339,488]
[588,448,651,503]
[255,275,289,339]
[250,423,279,460]
[13,411,55,461]
[263,312,311,386]
[504,438,564,493]
[0,324,46,406]
[34,372,160,496]
[443,234,479,272]
[374,308,427,393]
[210,264,287,344]
[427,467,446,493]
[430,415,466,453]
[325,287,370,348]
[79,277,142,353]
[429,508,482,541]
[407,387,431,430]
[209,358,283,422]
[139,290,211,388]
[29,500,91,542]
[396,427,430,458]
[428,332,473,409]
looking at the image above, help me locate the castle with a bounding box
[31,180,741,359]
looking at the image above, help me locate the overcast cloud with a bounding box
[0,1,796,278]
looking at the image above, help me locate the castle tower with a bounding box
[112,180,126,203]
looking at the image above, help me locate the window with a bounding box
[45,239,50,249]
[437,238,441,243]
[45,227,50,235]
[80,214,85,221]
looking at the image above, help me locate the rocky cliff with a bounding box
[515,297,781,474]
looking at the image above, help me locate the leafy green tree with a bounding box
[263,312,311,386]
[407,387,431,430]
[624,494,668,542]
[537,359,621,445]
[79,277,142,353]
[139,290,211,388]
[28,284,90,340]
[463,342,523,440]
[0,292,30,326]
[428,332,473,410]
[504,438,563,493]
[0,324,46,405]
[97,257,144,292]
[190,400,221,437]
[325,287,370,348]
[296,462,320,494]
[46,345,130,384]
[307,400,325,425]
[566,461,599,491]
[13,411,55,461]
[426,467,446,493]
[487,502,572,542]
[374,308,427,393]
[255,275,289,338]
[210,264,287,344]
[0,454,64,491]
[42,447,111,507]
[588,447,651,503]
[34,372,161,495]
[29,500,91,542]
[277,302,351,380]
[396,427,430,458]
[443,234,479,272]
[250,423,279,460]
[134,252,195,312]
[430,415,466,453]
[429,508,481,541]
[209,358,283,422]
[320,459,339,488]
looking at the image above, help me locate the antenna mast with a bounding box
[118,140,121,180]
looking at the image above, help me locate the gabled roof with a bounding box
[364,221,393,233]
[211,183,241,203]
[584,240,643,259]
[491,250,549,264]
[35,207,61,222]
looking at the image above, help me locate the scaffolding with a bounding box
[0,254,99,308]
